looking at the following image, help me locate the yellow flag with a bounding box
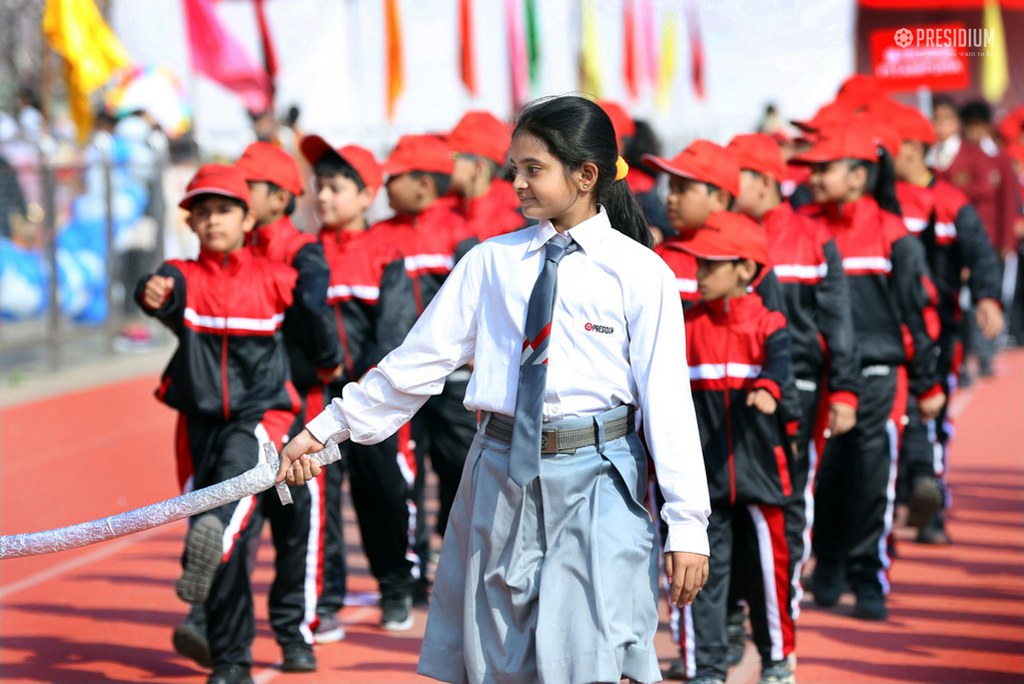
[657,12,677,112]
[580,0,602,98]
[42,0,130,141]
[980,0,1008,105]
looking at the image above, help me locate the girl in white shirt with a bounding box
[279,95,710,684]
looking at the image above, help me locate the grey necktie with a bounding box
[509,235,578,486]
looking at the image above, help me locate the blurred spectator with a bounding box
[16,87,44,141]
[0,154,28,241]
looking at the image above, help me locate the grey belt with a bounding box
[484,406,636,454]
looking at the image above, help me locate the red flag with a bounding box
[459,0,476,95]
[183,0,271,113]
[623,0,637,100]
[385,0,404,120]
[253,0,278,94]
[687,2,705,100]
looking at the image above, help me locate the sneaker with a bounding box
[853,589,888,621]
[313,612,346,643]
[727,620,746,666]
[207,664,253,684]
[281,643,317,672]
[177,515,224,605]
[665,658,687,680]
[916,524,952,545]
[907,477,944,529]
[380,593,414,631]
[172,607,211,668]
[811,561,844,607]
[759,659,796,684]
[411,577,431,606]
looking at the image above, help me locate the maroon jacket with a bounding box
[938,140,1021,253]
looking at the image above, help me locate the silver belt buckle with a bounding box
[540,431,558,454]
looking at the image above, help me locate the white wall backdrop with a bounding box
[112,0,855,160]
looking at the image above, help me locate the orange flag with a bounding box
[385,0,404,120]
[459,0,476,95]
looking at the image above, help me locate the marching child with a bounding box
[299,134,421,631]
[446,110,526,240]
[135,165,299,684]
[233,142,346,671]
[369,134,478,602]
[278,95,712,684]
[794,116,945,620]
[728,132,861,619]
[675,210,800,684]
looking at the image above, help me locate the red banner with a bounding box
[869,22,971,91]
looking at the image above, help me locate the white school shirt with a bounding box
[306,207,711,555]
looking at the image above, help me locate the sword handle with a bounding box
[311,443,342,468]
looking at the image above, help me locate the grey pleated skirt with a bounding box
[418,409,663,684]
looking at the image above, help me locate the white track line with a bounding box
[0,525,175,600]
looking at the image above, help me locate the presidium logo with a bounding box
[893,26,996,51]
[895,27,914,47]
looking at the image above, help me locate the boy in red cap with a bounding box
[890,101,1003,544]
[233,141,346,671]
[446,111,526,240]
[299,134,421,632]
[793,117,944,620]
[135,165,306,684]
[370,133,478,611]
[729,131,861,626]
[674,211,800,684]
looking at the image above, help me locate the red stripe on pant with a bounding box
[757,504,796,659]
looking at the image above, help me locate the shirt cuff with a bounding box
[828,390,859,411]
[664,522,710,556]
[306,408,351,447]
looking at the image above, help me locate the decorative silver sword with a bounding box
[0,443,340,560]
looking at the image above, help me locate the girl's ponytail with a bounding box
[513,96,653,248]
[872,146,902,217]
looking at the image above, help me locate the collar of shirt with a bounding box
[527,205,613,255]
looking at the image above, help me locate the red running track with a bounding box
[1,353,1022,683]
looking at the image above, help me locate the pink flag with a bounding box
[505,0,528,109]
[640,0,658,91]
[183,0,271,113]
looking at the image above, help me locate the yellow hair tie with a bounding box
[615,156,629,181]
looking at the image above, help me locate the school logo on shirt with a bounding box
[584,321,614,335]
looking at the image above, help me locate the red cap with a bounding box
[642,140,741,198]
[234,142,304,196]
[597,100,637,142]
[997,106,1024,145]
[179,164,251,211]
[792,117,879,164]
[792,99,856,133]
[382,135,454,176]
[446,111,511,165]
[726,133,787,183]
[836,74,881,107]
[300,134,384,192]
[879,100,937,146]
[678,211,769,266]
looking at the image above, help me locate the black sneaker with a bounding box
[411,577,431,606]
[177,515,224,605]
[313,612,345,643]
[908,477,944,529]
[727,620,746,667]
[281,643,317,672]
[853,589,888,620]
[916,524,952,545]
[172,606,211,668]
[207,664,253,684]
[811,561,844,607]
[758,659,795,684]
[381,592,414,631]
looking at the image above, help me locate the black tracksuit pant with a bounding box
[682,502,796,680]
[177,409,293,667]
[411,371,477,573]
[814,365,905,597]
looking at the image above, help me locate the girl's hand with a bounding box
[746,388,778,415]
[276,429,326,485]
[665,551,709,607]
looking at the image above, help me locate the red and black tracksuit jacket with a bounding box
[136,247,300,420]
[456,178,526,241]
[319,227,418,383]
[801,196,943,401]
[685,292,799,507]
[897,178,1002,332]
[763,201,861,405]
[369,199,477,315]
[249,216,345,390]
